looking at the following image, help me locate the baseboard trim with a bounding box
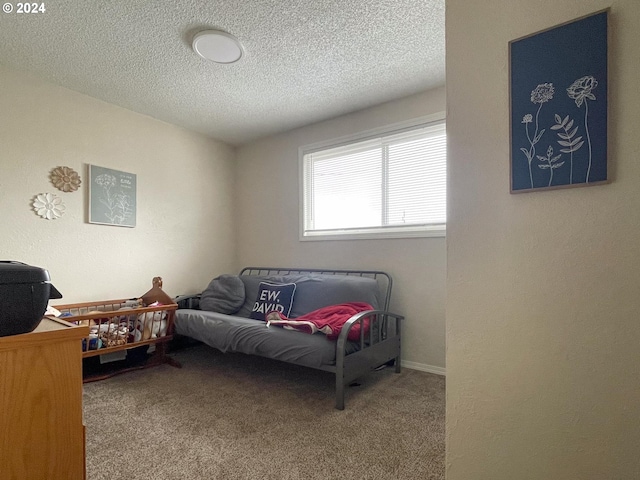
[401,360,446,376]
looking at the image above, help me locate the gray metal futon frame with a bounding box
[240,267,404,410]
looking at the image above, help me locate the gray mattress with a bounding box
[174,309,360,369]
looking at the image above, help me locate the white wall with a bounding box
[0,66,237,302]
[235,87,447,372]
[446,0,640,478]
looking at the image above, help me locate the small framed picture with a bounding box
[88,164,137,227]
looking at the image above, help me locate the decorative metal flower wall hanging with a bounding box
[50,166,81,192]
[32,193,66,220]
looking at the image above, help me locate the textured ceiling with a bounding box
[0,0,445,146]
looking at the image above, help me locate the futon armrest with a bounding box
[336,310,404,350]
[174,294,201,310]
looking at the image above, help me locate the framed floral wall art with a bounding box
[509,9,608,193]
[88,164,137,227]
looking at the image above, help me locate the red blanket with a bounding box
[265,302,373,341]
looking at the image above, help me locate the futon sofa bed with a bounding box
[174,266,404,409]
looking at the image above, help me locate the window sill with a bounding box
[300,225,446,241]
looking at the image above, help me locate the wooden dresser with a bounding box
[0,317,88,480]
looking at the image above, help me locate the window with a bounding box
[300,117,446,240]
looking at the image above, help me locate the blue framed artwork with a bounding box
[510,10,608,193]
[88,164,137,227]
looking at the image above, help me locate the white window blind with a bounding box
[301,120,446,239]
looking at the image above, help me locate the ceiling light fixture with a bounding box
[192,30,244,64]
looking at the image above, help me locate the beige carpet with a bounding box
[83,345,445,480]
